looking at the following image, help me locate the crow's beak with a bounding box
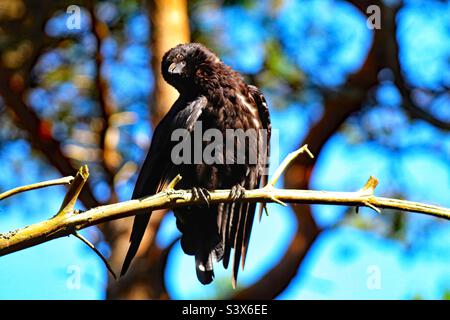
[168,61,185,74]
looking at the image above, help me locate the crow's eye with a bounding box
[175,53,184,60]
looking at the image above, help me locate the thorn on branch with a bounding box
[364,201,381,214]
[263,203,270,217]
[360,176,379,194]
[270,195,287,207]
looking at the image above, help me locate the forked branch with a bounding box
[0,145,449,268]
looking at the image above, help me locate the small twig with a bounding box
[57,165,89,216]
[267,145,314,187]
[359,176,380,213]
[260,145,313,217]
[166,174,182,190]
[360,176,379,194]
[73,232,117,280]
[0,176,74,201]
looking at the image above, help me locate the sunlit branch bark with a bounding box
[1,146,448,260]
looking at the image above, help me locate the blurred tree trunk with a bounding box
[149,0,190,125]
[106,0,190,299]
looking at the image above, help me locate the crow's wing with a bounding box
[220,85,271,288]
[120,96,208,276]
[240,85,271,268]
[248,84,271,221]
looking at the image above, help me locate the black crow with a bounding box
[121,43,271,287]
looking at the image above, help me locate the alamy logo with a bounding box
[366,5,381,30]
[66,265,81,290]
[171,121,271,174]
[66,5,81,30]
[366,265,381,290]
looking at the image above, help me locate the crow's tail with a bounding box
[177,207,222,285]
[121,211,151,276]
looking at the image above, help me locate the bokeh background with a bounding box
[0,0,449,299]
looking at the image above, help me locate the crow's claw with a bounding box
[229,184,246,201]
[191,187,211,206]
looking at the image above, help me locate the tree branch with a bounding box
[1,147,449,261]
[0,176,74,201]
[73,231,117,280]
[0,2,101,210]
[383,2,450,131]
[57,165,89,216]
[88,1,121,187]
[0,64,100,210]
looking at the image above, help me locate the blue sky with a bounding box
[0,0,449,299]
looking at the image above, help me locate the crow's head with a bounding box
[162,43,219,92]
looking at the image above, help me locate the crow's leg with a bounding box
[229,184,246,201]
[191,187,211,205]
